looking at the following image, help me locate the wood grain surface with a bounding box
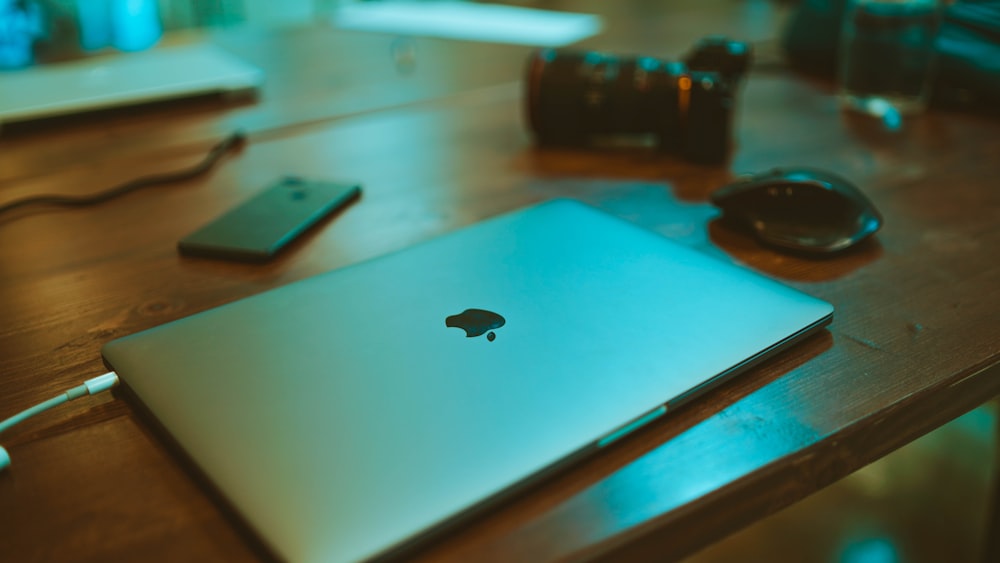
[1,2,998,561]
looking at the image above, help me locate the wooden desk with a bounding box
[2,2,998,561]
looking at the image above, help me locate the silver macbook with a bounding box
[0,43,262,126]
[102,199,832,562]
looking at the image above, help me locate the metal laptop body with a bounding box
[102,199,832,562]
[0,44,261,126]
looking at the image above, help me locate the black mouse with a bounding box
[710,167,883,255]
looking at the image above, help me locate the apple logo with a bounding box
[446,308,506,342]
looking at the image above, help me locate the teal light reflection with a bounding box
[857,98,903,132]
[0,0,43,68]
[575,383,823,536]
[77,0,161,52]
[330,2,601,47]
[837,536,901,563]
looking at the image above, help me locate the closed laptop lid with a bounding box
[102,199,832,562]
[0,44,261,124]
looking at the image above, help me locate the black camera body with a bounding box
[525,37,752,164]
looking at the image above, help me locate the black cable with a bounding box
[0,130,247,218]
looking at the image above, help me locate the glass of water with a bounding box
[838,0,944,117]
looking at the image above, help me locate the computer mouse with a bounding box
[710,167,883,255]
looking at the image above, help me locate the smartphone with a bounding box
[178,177,361,262]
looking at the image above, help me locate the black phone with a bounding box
[178,177,361,262]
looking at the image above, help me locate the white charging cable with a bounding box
[0,371,119,471]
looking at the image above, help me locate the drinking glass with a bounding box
[838,0,944,116]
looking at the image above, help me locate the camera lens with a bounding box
[525,45,745,164]
[526,50,680,145]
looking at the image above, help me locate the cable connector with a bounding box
[85,372,119,395]
[0,371,119,471]
[26,371,119,406]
